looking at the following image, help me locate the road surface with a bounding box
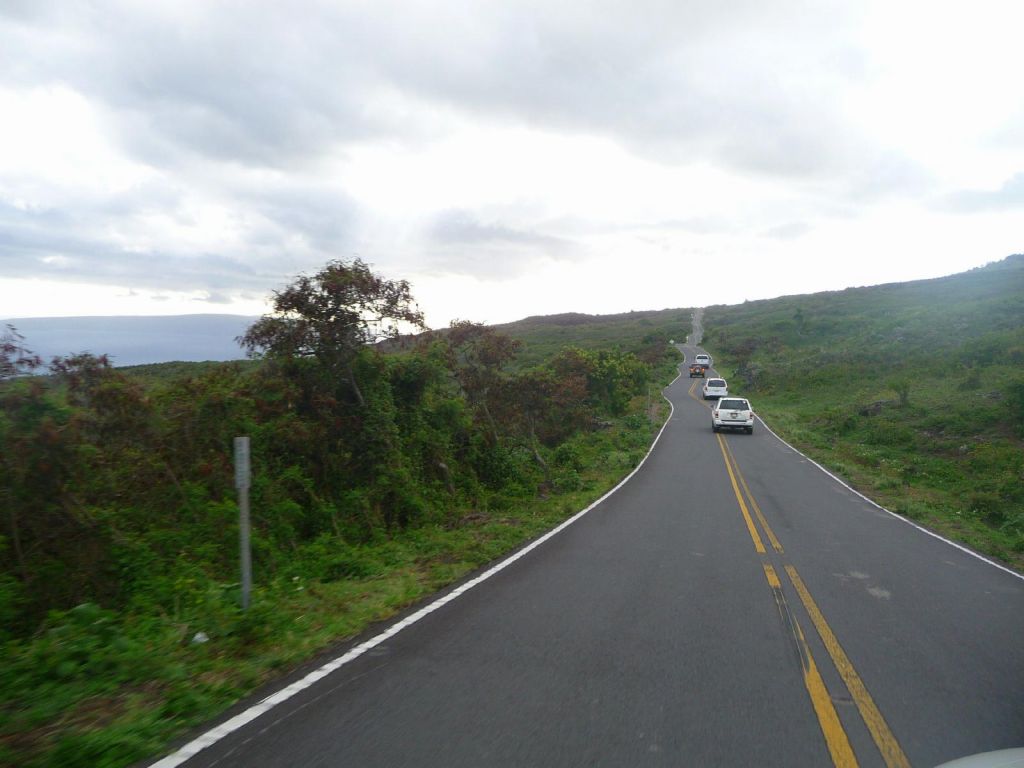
[152,330,1024,768]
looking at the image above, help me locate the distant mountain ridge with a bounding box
[6,256,1021,368]
[1,314,258,367]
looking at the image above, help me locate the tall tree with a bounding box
[497,368,590,481]
[444,321,521,444]
[0,325,41,381]
[239,259,427,406]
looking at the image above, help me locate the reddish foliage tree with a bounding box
[496,368,591,481]
[444,321,521,444]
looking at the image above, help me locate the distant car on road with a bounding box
[702,378,728,400]
[694,353,712,368]
[712,397,754,434]
[688,363,706,378]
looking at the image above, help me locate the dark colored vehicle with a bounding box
[689,363,705,377]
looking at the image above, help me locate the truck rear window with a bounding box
[708,380,725,387]
[719,399,748,410]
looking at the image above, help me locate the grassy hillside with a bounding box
[703,253,1024,569]
[495,309,694,369]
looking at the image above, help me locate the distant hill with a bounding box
[493,308,694,368]
[1,314,258,367]
[700,253,1024,568]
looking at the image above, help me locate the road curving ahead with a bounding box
[150,341,1024,768]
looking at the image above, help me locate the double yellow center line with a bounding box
[714,431,910,768]
[716,433,782,555]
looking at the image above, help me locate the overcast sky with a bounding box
[2,0,1022,328]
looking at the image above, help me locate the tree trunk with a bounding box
[480,395,499,446]
[346,364,366,407]
[528,423,550,483]
[436,461,456,495]
[6,503,28,583]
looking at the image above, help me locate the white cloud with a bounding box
[0,85,154,196]
[939,173,1024,212]
[0,0,1021,324]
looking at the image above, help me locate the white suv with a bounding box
[711,397,754,434]
[702,378,728,400]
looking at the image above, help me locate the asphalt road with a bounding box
[153,328,1024,768]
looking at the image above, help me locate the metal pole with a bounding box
[234,436,252,611]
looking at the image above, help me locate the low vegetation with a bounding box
[494,309,693,370]
[6,252,1020,766]
[703,254,1024,568]
[0,260,680,767]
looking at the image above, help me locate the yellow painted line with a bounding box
[715,434,765,553]
[763,561,783,588]
[721,439,784,554]
[712,402,903,767]
[785,566,911,768]
[762,564,858,768]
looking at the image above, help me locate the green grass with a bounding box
[705,254,1024,570]
[495,309,694,369]
[1,384,674,768]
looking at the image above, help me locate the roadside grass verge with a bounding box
[1,390,673,768]
[755,401,1024,567]
[702,256,1024,571]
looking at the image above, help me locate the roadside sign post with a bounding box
[234,436,252,611]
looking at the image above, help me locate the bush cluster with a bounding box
[0,263,682,766]
[1,337,669,640]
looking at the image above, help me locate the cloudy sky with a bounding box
[1,1,1022,328]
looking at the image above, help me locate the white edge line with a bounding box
[755,415,1024,583]
[151,369,683,767]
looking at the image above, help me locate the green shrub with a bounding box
[553,442,584,471]
[298,535,385,581]
[820,407,858,435]
[5,604,156,703]
[888,377,911,407]
[623,413,647,430]
[0,571,24,642]
[1007,379,1024,435]
[965,491,1003,523]
[957,370,981,391]
[553,468,582,493]
[47,724,158,768]
[863,423,915,447]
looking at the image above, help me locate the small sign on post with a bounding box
[235,435,250,490]
[234,436,252,610]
